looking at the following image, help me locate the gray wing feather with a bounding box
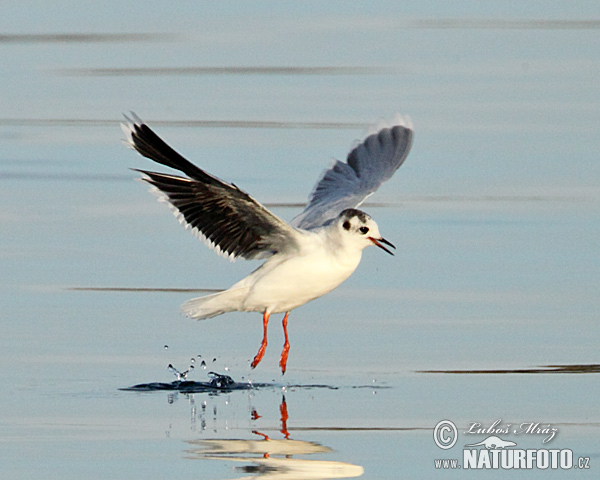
[291,118,413,229]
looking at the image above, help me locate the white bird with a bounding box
[122,114,413,374]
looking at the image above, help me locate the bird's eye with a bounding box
[359,226,369,234]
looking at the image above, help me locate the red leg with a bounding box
[252,430,270,441]
[279,312,290,375]
[280,395,290,439]
[251,311,270,369]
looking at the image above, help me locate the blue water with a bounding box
[1,2,599,479]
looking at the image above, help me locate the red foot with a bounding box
[279,344,290,374]
[251,311,270,369]
[280,396,290,439]
[279,312,290,375]
[252,430,270,441]
[251,345,266,369]
[251,409,261,421]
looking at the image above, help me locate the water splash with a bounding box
[121,371,378,393]
[168,363,195,381]
[207,371,234,389]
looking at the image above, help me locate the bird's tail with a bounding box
[181,287,248,320]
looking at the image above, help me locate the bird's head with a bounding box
[336,209,396,255]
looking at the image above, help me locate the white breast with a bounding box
[239,231,363,314]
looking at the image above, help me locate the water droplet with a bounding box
[200,360,207,368]
[224,366,229,371]
[164,345,169,350]
[212,358,217,363]
[190,357,195,363]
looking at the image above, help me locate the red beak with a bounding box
[368,237,396,255]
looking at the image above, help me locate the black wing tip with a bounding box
[121,112,156,159]
[121,112,144,139]
[122,114,228,186]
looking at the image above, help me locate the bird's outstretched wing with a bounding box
[290,116,413,230]
[122,114,301,261]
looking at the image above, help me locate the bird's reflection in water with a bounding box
[186,396,364,479]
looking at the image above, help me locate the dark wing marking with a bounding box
[290,117,413,229]
[123,115,300,260]
[122,113,219,183]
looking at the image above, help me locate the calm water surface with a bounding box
[1,2,599,479]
